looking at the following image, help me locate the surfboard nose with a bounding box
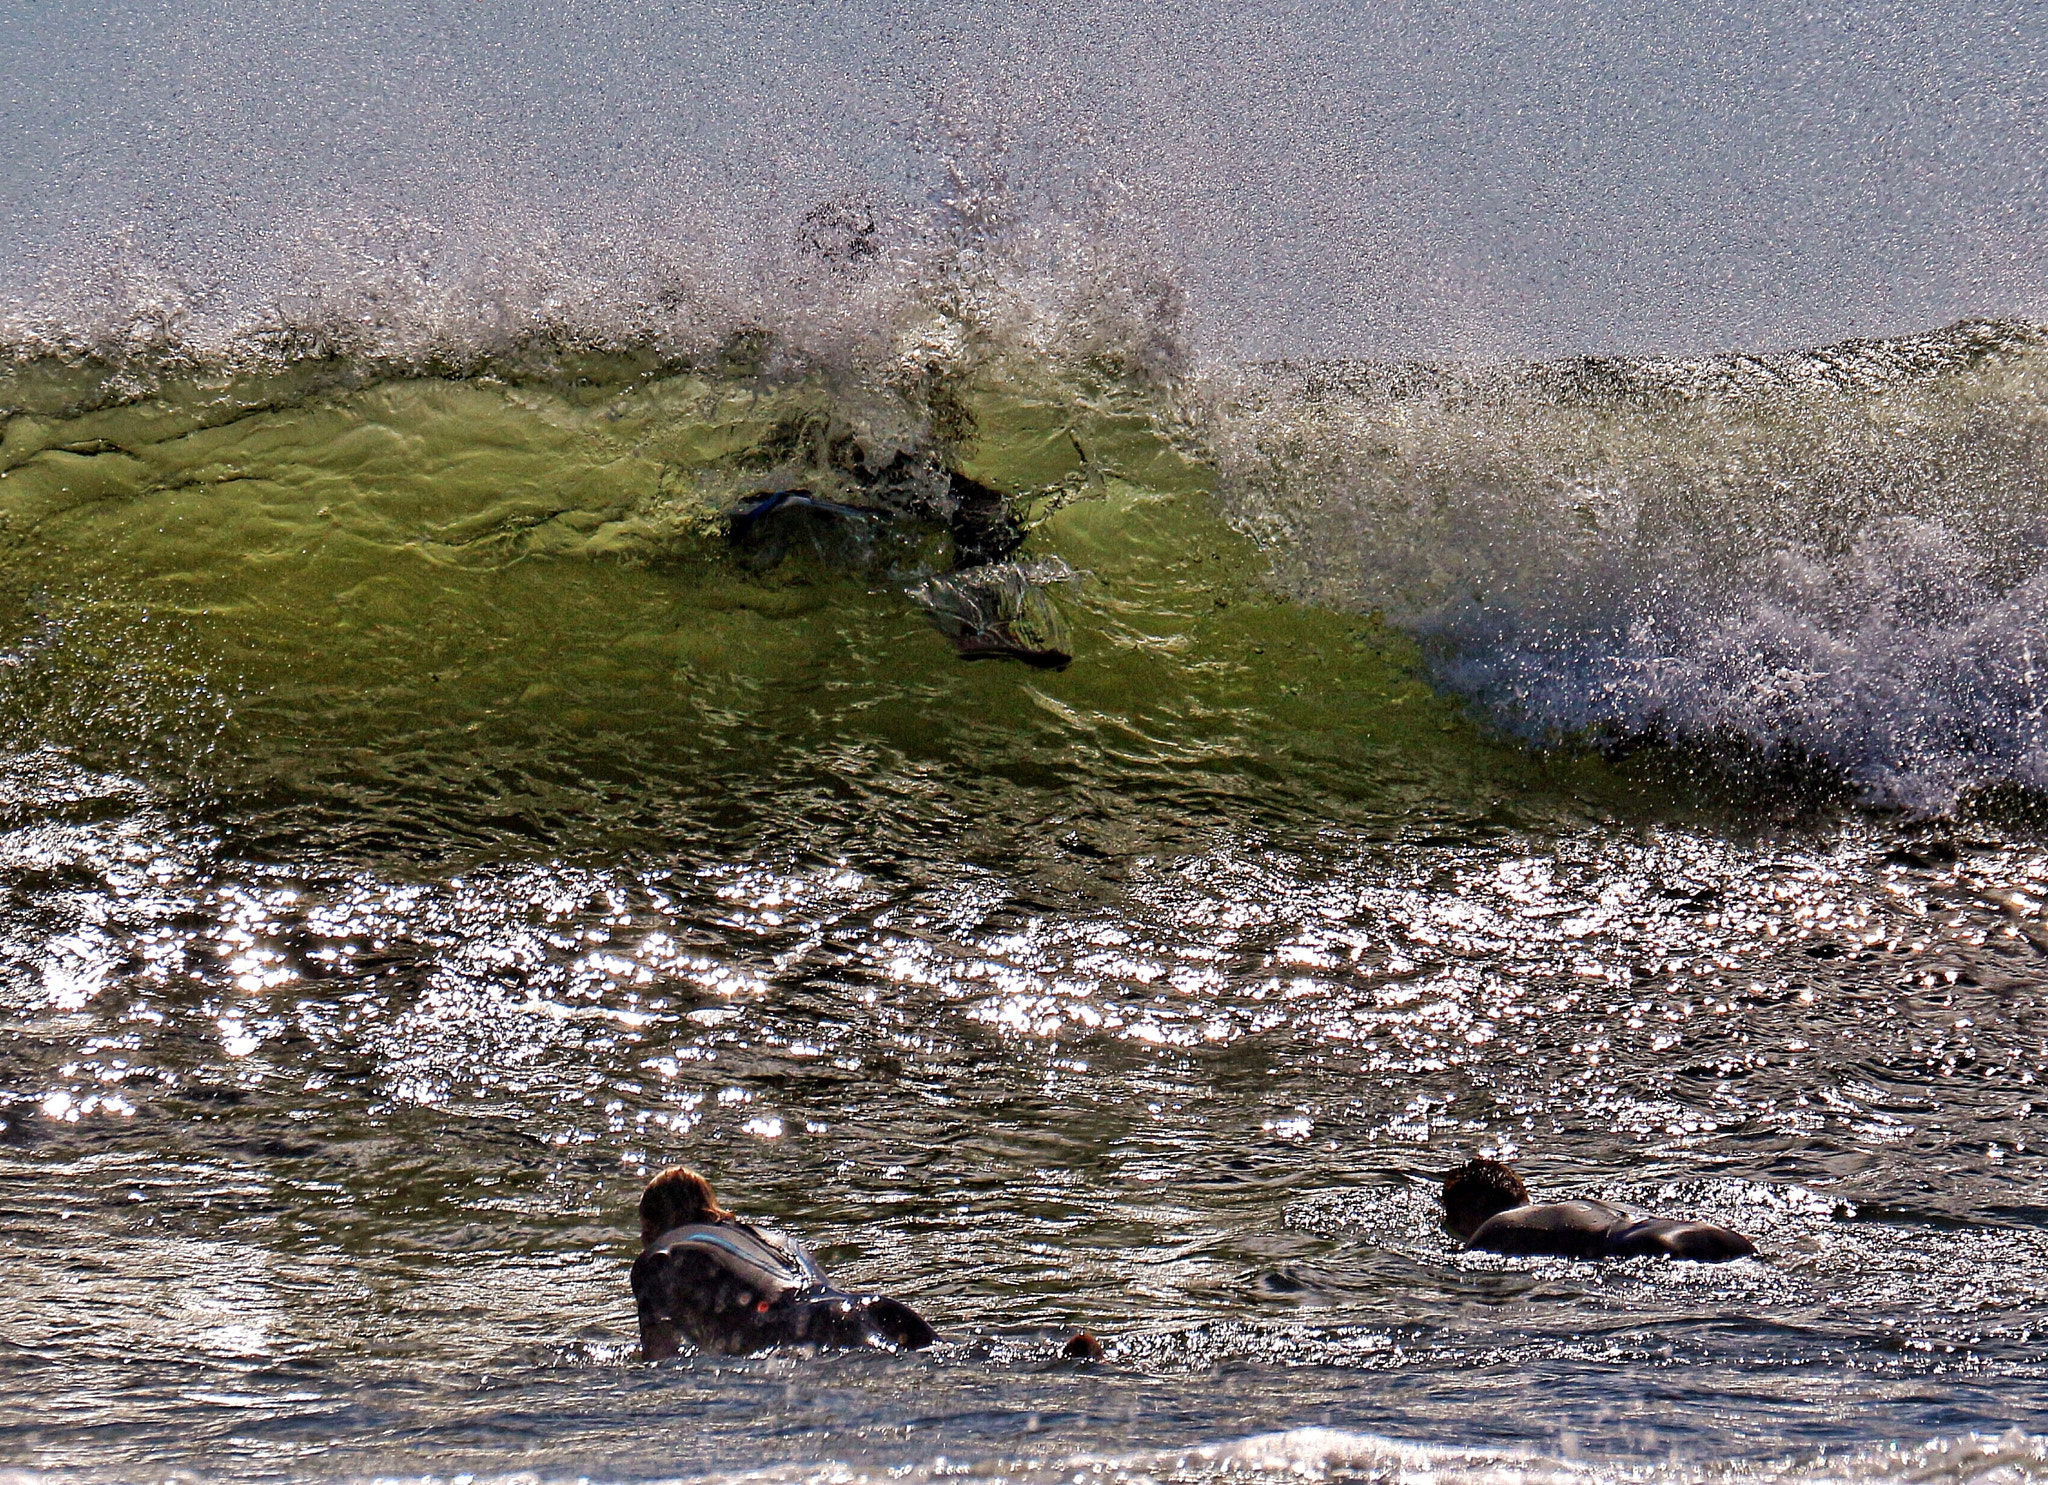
[860,1296,937,1350]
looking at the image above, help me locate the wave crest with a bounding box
[1194,320,2048,811]
[0,165,1187,427]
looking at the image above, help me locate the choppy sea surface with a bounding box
[4,3,2048,1479]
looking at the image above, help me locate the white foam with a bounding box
[1199,326,2048,811]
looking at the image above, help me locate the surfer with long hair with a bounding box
[630,1167,938,1359]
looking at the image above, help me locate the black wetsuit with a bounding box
[725,448,1069,666]
[726,471,1020,574]
[1467,1199,1755,1263]
[631,1219,936,1358]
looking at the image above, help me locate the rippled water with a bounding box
[5,708,2046,1481]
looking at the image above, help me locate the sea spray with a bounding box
[1192,320,2048,810]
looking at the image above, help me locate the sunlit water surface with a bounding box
[4,732,2045,1481]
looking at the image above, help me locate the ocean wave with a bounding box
[3,205,2046,815]
[0,166,1186,424]
[1194,319,2048,812]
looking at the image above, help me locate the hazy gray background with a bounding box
[2,0,2043,358]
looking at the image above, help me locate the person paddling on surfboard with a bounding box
[630,1167,937,1359]
[1440,1158,1756,1263]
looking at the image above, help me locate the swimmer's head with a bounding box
[1441,1158,1528,1241]
[639,1166,732,1248]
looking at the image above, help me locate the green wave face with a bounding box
[0,358,1608,864]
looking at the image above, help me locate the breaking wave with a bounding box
[1196,319,2048,812]
[2,194,2045,815]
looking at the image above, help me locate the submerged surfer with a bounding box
[631,1166,937,1359]
[728,453,1069,668]
[727,462,1020,574]
[1439,1158,1756,1262]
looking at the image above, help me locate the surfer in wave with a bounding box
[727,434,1072,668]
[632,1166,938,1359]
[1440,1158,1756,1262]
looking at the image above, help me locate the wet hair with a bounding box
[639,1167,731,1246]
[1441,1158,1529,1241]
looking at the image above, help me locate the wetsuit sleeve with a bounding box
[1467,1202,1617,1259]
[1604,1218,1756,1262]
[632,1249,685,1361]
[786,1236,831,1290]
[726,1221,828,1292]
